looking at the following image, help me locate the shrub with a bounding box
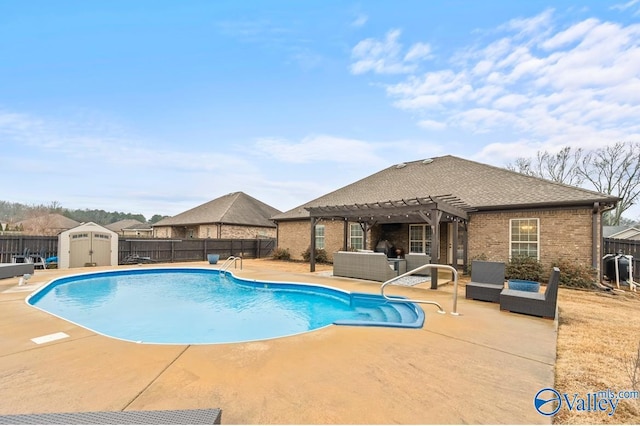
[506,255,544,282]
[551,259,597,289]
[271,248,291,261]
[301,247,329,263]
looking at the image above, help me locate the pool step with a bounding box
[349,293,420,325]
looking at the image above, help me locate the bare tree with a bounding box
[507,146,585,186]
[578,142,640,226]
[508,143,640,225]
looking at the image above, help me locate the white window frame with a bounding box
[349,223,364,250]
[509,218,540,260]
[315,224,325,250]
[408,224,432,255]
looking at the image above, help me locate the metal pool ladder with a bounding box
[380,263,460,315]
[219,256,242,275]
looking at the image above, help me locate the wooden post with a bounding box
[343,219,348,251]
[430,210,443,290]
[310,217,319,272]
[361,222,368,251]
[452,219,458,267]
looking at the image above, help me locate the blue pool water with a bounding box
[27,268,424,344]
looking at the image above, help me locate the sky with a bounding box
[2,0,640,221]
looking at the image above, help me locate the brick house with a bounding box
[272,156,618,275]
[152,192,281,239]
[105,219,153,237]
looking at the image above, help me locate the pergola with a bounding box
[305,195,476,288]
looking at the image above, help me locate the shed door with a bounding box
[69,231,112,268]
[91,232,112,266]
[69,232,92,268]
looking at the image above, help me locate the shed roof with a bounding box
[153,192,281,228]
[273,155,619,220]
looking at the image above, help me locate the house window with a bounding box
[510,218,539,259]
[315,224,325,250]
[409,224,432,255]
[350,223,364,250]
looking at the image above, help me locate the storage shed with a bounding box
[57,222,118,269]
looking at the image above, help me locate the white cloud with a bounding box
[500,8,554,39]
[541,18,600,50]
[417,119,446,130]
[404,42,432,62]
[351,14,368,28]
[356,9,640,155]
[253,134,384,165]
[350,29,432,75]
[611,0,640,11]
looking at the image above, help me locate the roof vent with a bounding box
[395,163,407,169]
[422,158,433,164]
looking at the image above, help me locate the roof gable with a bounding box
[105,219,145,232]
[153,192,281,228]
[15,213,81,229]
[607,226,640,240]
[273,155,619,220]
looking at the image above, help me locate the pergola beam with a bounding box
[307,195,473,222]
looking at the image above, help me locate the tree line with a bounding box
[506,142,640,226]
[0,200,168,226]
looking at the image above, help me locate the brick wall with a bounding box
[278,207,602,270]
[198,224,275,239]
[153,224,275,240]
[468,207,597,271]
[277,219,373,261]
[153,226,172,238]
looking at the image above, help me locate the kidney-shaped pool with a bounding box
[27,268,424,344]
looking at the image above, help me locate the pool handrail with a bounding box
[219,256,242,274]
[381,263,459,316]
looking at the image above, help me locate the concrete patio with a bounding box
[0,260,556,424]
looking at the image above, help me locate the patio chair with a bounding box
[499,267,560,319]
[11,248,31,264]
[30,248,47,269]
[465,260,505,303]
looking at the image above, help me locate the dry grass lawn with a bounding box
[252,259,640,424]
[555,286,640,424]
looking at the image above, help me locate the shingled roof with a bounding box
[273,155,619,220]
[105,219,148,232]
[153,192,281,228]
[15,213,81,230]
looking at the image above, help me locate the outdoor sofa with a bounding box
[333,251,398,282]
[500,267,560,319]
[0,408,221,425]
[0,262,35,280]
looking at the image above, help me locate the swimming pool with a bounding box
[27,268,424,344]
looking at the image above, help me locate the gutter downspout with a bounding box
[594,201,617,281]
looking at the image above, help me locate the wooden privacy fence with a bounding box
[603,238,640,281]
[0,236,59,263]
[118,238,276,263]
[0,236,275,264]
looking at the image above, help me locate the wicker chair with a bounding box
[499,267,560,319]
[465,260,506,303]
